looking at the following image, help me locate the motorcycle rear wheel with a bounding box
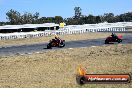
[47,44,52,49]
[105,40,109,44]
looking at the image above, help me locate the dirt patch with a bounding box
[0,44,132,88]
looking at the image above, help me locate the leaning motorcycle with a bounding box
[47,39,65,49]
[105,35,122,44]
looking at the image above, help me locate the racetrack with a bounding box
[0,35,132,56]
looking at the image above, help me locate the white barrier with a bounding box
[0,27,127,40]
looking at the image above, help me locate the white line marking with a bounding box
[91,46,96,47]
[69,48,73,49]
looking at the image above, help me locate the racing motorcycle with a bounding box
[47,38,65,49]
[105,34,122,44]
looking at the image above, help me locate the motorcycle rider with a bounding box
[111,32,118,39]
[54,35,61,44]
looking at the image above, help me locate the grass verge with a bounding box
[0,44,132,88]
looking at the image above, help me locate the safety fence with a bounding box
[0,27,127,40]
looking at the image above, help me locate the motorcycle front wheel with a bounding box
[118,39,122,43]
[59,43,65,48]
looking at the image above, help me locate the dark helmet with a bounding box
[55,37,58,39]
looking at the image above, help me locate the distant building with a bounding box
[0,23,59,33]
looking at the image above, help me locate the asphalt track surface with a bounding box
[0,35,132,56]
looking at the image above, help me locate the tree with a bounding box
[95,16,101,23]
[103,13,115,23]
[6,9,41,24]
[55,16,63,24]
[32,12,40,23]
[21,12,33,24]
[0,22,6,26]
[86,14,96,24]
[6,9,21,24]
[44,17,54,23]
[74,7,82,19]
[38,17,47,23]
[4,9,132,25]
[125,12,132,22]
